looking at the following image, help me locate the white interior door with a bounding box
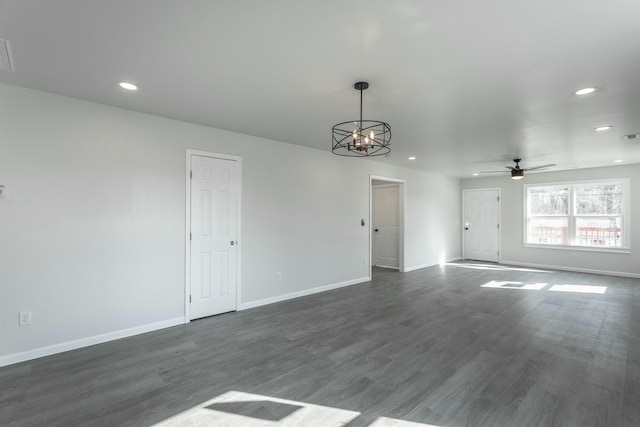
[373,185,399,269]
[463,189,500,262]
[190,154,239,319]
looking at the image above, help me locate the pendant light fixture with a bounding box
[331,82,391,157]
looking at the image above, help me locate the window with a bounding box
[525,179,629,250]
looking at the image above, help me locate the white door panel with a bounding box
[373,186,399,269]
[190,155,239,319]
[463,189,500,262]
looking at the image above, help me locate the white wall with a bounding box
[461,165,640,276]
[0,83,461,365]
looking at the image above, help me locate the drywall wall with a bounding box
[0,83,460,364]
[461,164,640,276]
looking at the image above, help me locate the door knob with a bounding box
[374,229,379,232]
[230,241,235,245]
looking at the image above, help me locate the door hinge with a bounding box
[497,196,500,202]
[497,223,500,229]
[190,232,192,241]
[189,295,192,303]
[190,170,193,179]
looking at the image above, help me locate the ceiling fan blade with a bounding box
[505,166,516,170]
[524,163,556,171]
[478,171,508,174]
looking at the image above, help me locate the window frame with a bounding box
[523,178,630,253]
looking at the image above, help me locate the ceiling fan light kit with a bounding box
[511,169,524,180]
[331,82,391,157]
[508,158,526,180]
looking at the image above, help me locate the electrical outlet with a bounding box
[19,311,32,326]
[276,272,282,281]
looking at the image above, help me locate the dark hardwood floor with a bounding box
[2,261,639,426]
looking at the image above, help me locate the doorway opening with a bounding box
[370,175,406,276]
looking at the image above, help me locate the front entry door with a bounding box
[463,189,500,262]
[190,154,239,319]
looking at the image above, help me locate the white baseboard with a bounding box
[0,317,185,368]
[404,257,462,273]
[238,276,371,311]
[500,260,640,279]
[404,263,435,272]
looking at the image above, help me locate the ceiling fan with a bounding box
[480,158,556,180]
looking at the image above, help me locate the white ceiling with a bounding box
[1,0,639,178]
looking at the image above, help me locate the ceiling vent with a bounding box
[0,39,14,72]
[623,133,639,141]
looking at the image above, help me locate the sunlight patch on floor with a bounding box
[481,280,548,290]
[369,416,443,426]
[153,390,443,427]
[549,284,607,294]
[481,281,607,294]
[446,263,549,273]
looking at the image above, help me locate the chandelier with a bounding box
[331,82,391,157]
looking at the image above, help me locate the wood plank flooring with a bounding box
[1,261,640,426]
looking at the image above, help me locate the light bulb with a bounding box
[118,81,138,91]
[370,131,375,140]
[365,136,369,145]
[575,87,596,96]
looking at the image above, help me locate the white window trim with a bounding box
[523,177,631,253]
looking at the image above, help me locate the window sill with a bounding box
[524,243,631,254]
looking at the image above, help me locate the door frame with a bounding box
[185,149,242,323]
[372,183,401,269]
[370,175,406,274]
[461,187,501,263]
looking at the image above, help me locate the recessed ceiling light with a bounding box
[613,159,623,163]
[472,173,479,176]
[575,87,597,96]
[118,81,138,91]
[594,125,613,132]
[408,156,416,160]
